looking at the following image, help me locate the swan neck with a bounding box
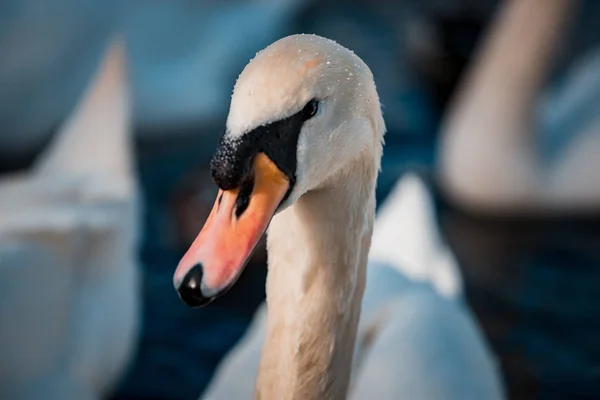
[256,170,376,400]
[453,0,573,120]
[439,0,576,211]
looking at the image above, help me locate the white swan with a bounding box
[0,40,139,399]
[173,34,504,399]
[174,34,383,399]
[439,0,600,214]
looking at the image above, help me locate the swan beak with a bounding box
[173,153,289,307]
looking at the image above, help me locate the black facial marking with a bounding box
[210,99,320,201]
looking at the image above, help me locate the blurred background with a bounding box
[1,0,600,399]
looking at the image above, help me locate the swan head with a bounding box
[174,34,384,307]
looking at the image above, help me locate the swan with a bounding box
[439,0,600,214]
[438,0,600,396]
[0,40,139,399]
[173,34,383,399]
[173,34,504,399]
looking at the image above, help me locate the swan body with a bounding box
[351,174,504,399]
[0,41,139,399]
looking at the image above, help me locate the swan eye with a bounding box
[301,99,319,121]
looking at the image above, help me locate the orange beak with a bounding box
[173,153,289,307]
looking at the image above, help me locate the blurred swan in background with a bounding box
[0,40,140,399]
[201,172,504,400]
[440,0,600,214]
[437,1,600,397]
